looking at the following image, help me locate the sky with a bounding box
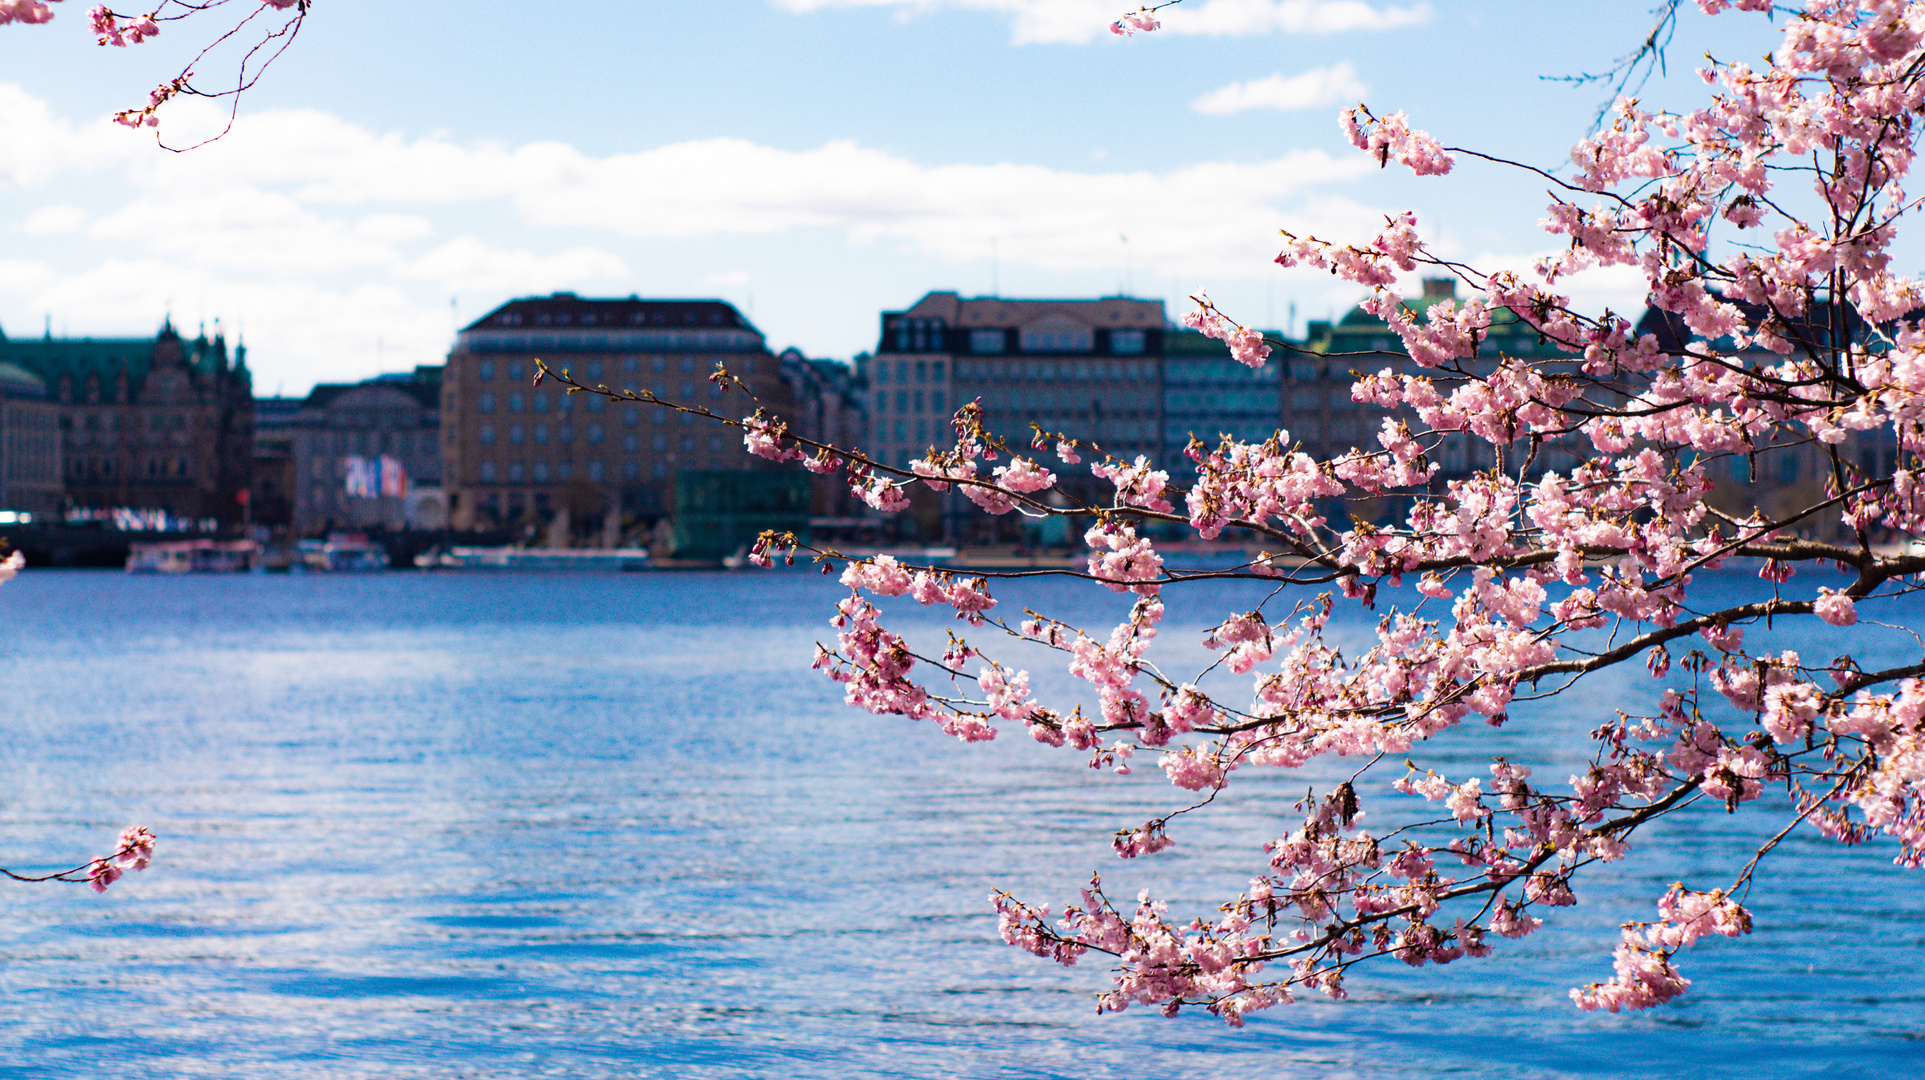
[0,0,1789,396]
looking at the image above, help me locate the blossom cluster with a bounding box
[533,0,1925,1024]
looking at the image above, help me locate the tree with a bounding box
[541,0,1925,1023]
[15,0,1925,1022]
[0,0,307,146]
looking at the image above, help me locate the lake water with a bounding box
[0,568,1921,1078]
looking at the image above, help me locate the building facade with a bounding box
[777,347,868,516]
[0,361,62,515]
[1161,327,1286,483]
[443,294,796,533]
[284,368,443,534]
[873,292,1167,468]
[0,321,254,523]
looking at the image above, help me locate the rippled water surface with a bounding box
[1,568,1922,1078]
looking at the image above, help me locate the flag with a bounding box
[343,456,376,498]
[379,455,407,498]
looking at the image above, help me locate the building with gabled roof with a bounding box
[0,319,253,522]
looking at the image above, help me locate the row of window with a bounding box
[954,359,1158,383]
[474,451,701,484]
[874,389,946,415]
[872,358,946,384]
[308,431,436,455]
[477,391,610,415]
[67,456,193,481]
[472,355,745,381]
[478,423,619,447]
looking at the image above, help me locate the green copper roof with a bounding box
[0,325,245,399]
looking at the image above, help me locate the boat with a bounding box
[296,534,391,572]
[414,546,652,571]
[126,539,258,574]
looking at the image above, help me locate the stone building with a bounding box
[443,294,796,534]
[873,293,1166,469]
[1299,278,1549,479]
[1161,327,1286,484]
[0,320,253,523]
[777,347,868,516]
[0,361,62,515]
[284,368,443,534]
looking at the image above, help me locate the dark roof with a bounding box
[0,323,243,397]
[464,294,757,334]
[303,377,440,412]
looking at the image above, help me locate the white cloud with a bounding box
[13,98,1379,279]
[20,204,88,235]
[772,0,1429,44]
[1192,62,1367,115]
[0,82,1410,389]
[398,237,629,295]
[0,84,123,188]
[86,188,408,274]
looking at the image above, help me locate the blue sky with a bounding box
[0,1,1784,394]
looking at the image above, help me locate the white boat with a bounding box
[415,546,652,571]
[296,536,390,572]
[126,539,257,574]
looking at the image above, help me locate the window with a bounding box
[681,382,696,399]
[510,425,525,445]
[588,423,605,445]
[558,425,574,445]
[508,361,526,381]
[534,424,550,445]
[480,460,497,482]
[624,460,640,480]
[478,393,495,414]
[478,360,496,380]
[508,461,525,482]
[650,460,665,478]
[916,360,927,382]
[588,360,605,379]
[480,425,496,445]
[625,357,640,373]
[652,356,666,373]
[650,433,665,452]
[931,360,944,380]
[624,433,639,452]
[533,393,550,413]
[509,394,525,413]
[1111,330,1146,355]
[1021,325,1093,353]
[558,461,573,480]
[588,459,604,481]
[680,434,695,452]
[681,356,695,373]
[932,392,945,413]
[533,461,550,482]
[895,390,909,411]
[588,395,606,413]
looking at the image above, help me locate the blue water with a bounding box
[0,569,1921,1078]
